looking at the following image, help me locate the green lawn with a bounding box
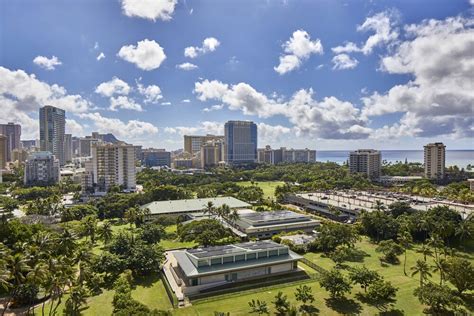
[237,181,285,200]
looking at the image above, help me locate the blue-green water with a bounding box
[317,150,474,168]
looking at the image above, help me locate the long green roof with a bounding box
[141,197,250,215]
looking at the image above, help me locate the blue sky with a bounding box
[1,0,473,150]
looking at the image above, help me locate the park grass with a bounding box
[237,181,285,200]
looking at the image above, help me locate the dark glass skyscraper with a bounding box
[224,120,257,164]
[39,105,66,165]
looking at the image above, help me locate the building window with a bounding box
[191,278,198,286]
[223,256,233,264]
[235,254,245,262]
[257,251,268,259]
[197,260,208,267]
[267,267,272,274]
[211,258,222,265]
[269,250,278,257]
[246,253,256,260]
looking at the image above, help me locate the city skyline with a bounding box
[1,0,473,150]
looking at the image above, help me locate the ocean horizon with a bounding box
[317,150,474,168]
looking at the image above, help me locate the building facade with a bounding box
[24,151,60,186]
[0,135,6,169]
[424,142,446,180]
[257,146,316,164]
[0,123,21,162]
[166,241,302,296]
[64,134,72,163]
[86,142,136,193]
[184,135,224,155]
[12,148,29,164]
[39,105,66,165]
[224,121,257,164]
[349,149,381,180]
[200,140,223,168]
[142,149,171,167]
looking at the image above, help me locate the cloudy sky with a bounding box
[1,0,473,150]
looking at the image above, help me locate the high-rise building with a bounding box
[257,146,316,164]
[85,142,136,193]
[21,140,38,150]
[200,140,224,168]
[224,120,257,164]
[424,142,446,180]
[78,137,98,157]
[142,149,171,167]
[39,105,66,165]
[24,151,60,186]
[0,135,7,169]
[184,134,225,155]
[349,149,381,180]
[72,137,80,157]
[64,134,72,163]
[134,145,143,164]
[0,123,21,162]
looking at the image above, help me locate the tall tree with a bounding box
[272,291,290,316]
[411,259,432,286]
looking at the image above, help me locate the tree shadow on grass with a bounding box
[379,309,405,316]
[325,297,362,315]
[345,248,370,263]
[301,304,320,315]
[133,273,161,288]
[355,293,396,313]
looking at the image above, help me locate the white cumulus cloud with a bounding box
[176,62,198,70]
[120,0,177,21]
[184,37,220,58]
[118,39,166,71]
[332,54,359,70]
[96,52,105,61]
[95,77,131,97]
[274,30,323,74]
[137,83,163,104]
[109,96,142,112]
[33,55,62,70]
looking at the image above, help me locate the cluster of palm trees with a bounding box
[203,202,240,225]
[0,227,100,315]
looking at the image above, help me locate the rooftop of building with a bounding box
[141,196,250,215]
[235,210,319,229]
[171,240,301,277]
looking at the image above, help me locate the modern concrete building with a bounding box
[184,135,224,155]
[0,135,6,169]
[24,151,60,186]
[141,197,250,217]
[0,123,21,162]
[166,241,302,296]
[424,142,446,180]
[64,134,72,163]
[142,149,171,167]
[39,105,66,165]
[78,137,98,157]
[173,158,193,169]
[200,140,224,168]
[85,142,136,193]
[258,146,316,164]
[21,140,38,150]
[349,149,381,180]
[224,121,257,164]
[233,210,320,238]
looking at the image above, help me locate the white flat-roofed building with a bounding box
[166,241,302,296]
[141,196,250,217]
[232,210,320,239]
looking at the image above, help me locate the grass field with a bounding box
[237,181,285,200]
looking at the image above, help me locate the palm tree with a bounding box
[124,206,139,228]
[411,259,432,286]
[427,234,443,262]
[204,201,216,217]
[3,253,30,316]
[398,230,412,276]
[432,258,449,285]
[219,204,231,220]
[455,220,472,243]
[26,262,48,314]
[65,284,87,315]
[98,221,113,245]
[416,243,433,262]
[374,200,385,211]
[58,227,78,257]
[228,210,240,225]
[82,216,98,244]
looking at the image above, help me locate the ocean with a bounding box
[317,150,474,169]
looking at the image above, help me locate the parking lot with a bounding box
[297,190,473,218]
